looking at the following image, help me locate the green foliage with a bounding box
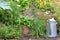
[28,19,45,37]
[0,7,21,26]
[0,0,50,38]
[0,24,22,39]
[55,13,60,23]
[33,18,45,37]
[30,0,41,9]
[54,3,60,23]
[0,0,22,38]
[43,4,54,12]
[0,0,32,28]
[4,0,30,11]
[28,14,45,37]
[0,8,32,28]
[0,0,32,38]
[54,12,60,23]
[31,0,55,12]
[15,0,30,11]
[20,16,33,28]
[0,0,21,25]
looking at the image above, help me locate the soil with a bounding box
[19,36,60,40]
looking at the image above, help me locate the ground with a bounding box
[19,36,60,40]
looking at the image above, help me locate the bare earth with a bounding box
[19,36,60,40]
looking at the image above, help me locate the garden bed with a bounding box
[0,0,60,40]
